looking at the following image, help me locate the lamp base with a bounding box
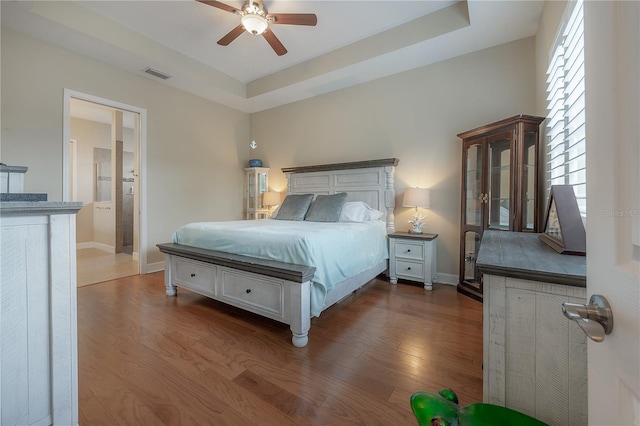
[409,226,424,234]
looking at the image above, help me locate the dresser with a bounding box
[388,232,438,290]
[1,201,82,426]
[477,230,587,426]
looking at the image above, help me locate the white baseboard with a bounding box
[94,242,115,253]
[435,272,458,286]
[145,261,165,274]
[76,241,115,253]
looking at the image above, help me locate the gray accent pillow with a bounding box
[274,194,314,221]
[305,193,348,222]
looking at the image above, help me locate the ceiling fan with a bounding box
[197,0,317,56]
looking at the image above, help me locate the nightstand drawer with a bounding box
[395,242,424,261]
[395,260,425,281]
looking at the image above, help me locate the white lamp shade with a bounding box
[262,191,281,207]
[242,14,269,35]
[403,187,431,208]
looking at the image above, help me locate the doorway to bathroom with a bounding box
[63,90,147,286]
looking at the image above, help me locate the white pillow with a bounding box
[339,201,384,222]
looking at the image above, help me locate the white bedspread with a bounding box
[172,219,389,316]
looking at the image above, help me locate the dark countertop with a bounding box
[477,230,586,287]
[0,201,83,216]
[1,193,47,202]
[0,165,28,173]
[389,231,438,241]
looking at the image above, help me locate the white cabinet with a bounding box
[482,275,587,426]
[1,201,82,426]
[477,231,587,426]
[245,167,269,220]
[388,232,438,290]
[0,165,27,193]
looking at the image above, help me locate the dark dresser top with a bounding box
[1,193,47,202]
[477,230,586,287]
[389,231,438,241]
[0,201,83,216]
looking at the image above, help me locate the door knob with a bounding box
[562,294,613,342]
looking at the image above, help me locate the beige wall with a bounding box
[1,26,539,277]
[1,28,250,266]
[254,37,537,279]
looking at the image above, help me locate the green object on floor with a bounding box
[410,389,549,426]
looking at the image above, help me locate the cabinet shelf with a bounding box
[457,115,545,301]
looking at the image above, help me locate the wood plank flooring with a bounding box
[78,273,483,425]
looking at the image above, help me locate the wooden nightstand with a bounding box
[388,232,438,290]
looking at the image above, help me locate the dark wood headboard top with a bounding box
[281,158,399,174]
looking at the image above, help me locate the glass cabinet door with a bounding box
[522,130,537,230]
[465,143,484,227]
[487,132,513,230]
[247,175,256,210]
[463,231,482,286]
[258,172,267,208]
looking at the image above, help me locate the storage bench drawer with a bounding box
[173,257,216,295]
[220,269,284,317]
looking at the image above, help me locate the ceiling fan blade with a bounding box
[268,13,317,26]
[197,0,240,14]
[217,24,245,46]
[262,29,287,56]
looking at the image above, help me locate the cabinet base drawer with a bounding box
[220,269,284,318]
[395,260,425,281]
[173,258,216,296]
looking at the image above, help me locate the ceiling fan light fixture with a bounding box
[241,13,268,35]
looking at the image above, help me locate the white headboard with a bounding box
[282,158,398,234]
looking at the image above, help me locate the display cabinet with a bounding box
[245,167,269,219]
[457,115,545,301]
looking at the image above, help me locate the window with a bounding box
[545,0,586,215]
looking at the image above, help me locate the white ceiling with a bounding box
[2,0,544,114]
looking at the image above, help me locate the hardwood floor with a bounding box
[77,273,483,425]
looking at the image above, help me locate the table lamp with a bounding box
[403,187,431,234]
[262,191,281,217]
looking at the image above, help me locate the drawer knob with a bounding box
[407,267,411,271]
[246,289,252,294]
[190,273,196,277]
[407,249,411,253]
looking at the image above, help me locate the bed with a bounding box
[157,158,398,347]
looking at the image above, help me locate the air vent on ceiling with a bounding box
[143,67,171,80]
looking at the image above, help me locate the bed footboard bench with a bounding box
[157,243,316,347]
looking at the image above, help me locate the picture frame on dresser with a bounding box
[539,184,586,255]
